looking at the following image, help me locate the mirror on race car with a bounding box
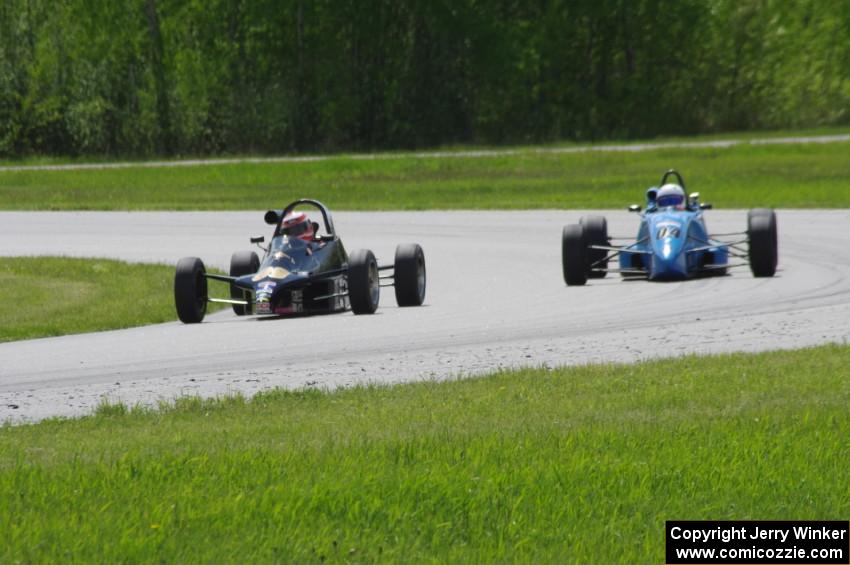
[264,210,280,225]
[628,204,642,212]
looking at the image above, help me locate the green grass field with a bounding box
[1,126,847,167]
[1,135,849,211]
[2,345,848,562]
[0,257,225,342]
[2,131,847,562]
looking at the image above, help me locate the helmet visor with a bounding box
[282,221,311,237]
[657,193,684,207]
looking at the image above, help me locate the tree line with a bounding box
[0,0,848,157]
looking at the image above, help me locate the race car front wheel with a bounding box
[747,208,778,277]
[562,224,588,286]
[175,257,208,323]
[394,243,426,307]
[349,249,380,314]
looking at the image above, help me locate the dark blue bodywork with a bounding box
[234,235,349,315]
[176,197,427,323]
[618,190,729,280]
[222,199,351,316]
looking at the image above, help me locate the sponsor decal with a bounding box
[257,281,277,293]
[252,268,271,281]
[256,302,272,314]
[252,266,291,281]
[655,220,682,228]
[269,267,289,279]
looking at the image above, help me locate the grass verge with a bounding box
[2,345,848,562]
[2,126,848,167]
[0,257,223,342]
[1,135,850,210]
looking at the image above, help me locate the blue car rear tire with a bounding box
[562,224,588,286]
[748,209,778,277]
[580,215,608,279]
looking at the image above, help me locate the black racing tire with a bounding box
[562,224,588,286]
[580,215,608,278]
[348,249,380,314]
[174,257,208,324]
[748,209,778,277]
[393,243,426,307]
[229,250,260,315]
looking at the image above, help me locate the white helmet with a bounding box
[656,184,686,209]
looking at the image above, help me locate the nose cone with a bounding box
[650,236,687,279]
[250,271,310,313]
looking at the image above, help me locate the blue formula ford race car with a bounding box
[174,199,426,323]
[561,169,778,285]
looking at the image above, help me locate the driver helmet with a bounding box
[656,184,686,210]
[280,211,315,241]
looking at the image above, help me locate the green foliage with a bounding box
[1,137,849,209]
[1,345,849,561]
[0,0,848,157]
[0,257,223,341]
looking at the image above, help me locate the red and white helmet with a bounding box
[280,211,315,241]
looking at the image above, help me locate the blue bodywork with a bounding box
[618,189,729,280]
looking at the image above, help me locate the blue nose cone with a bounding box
[650,236,688,279]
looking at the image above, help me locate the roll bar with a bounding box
[264,199,337,237]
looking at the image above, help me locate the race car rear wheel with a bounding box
[562,224,588,286]
[229,250,260,315]
[580,215,608,278]
[394,243,426,307]
[349,249,380,314]
[747,208,778,277]
[174,257,208,324]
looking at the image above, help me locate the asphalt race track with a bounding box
[2,209,849,423]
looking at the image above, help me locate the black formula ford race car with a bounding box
[174,199,426,323]
[562,169,778,285]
